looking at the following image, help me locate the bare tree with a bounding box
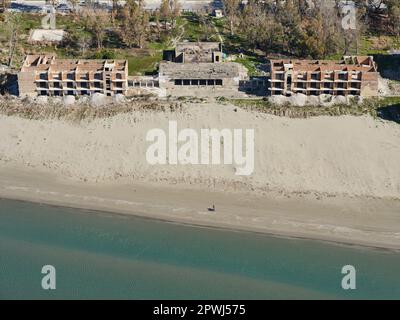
[69,0,79,19]
[387,0,400,35]
[160,0,171,29]
[4,13,20,67]
[222,0,240,36]
[119,0,149,48]
[46,0,59,8]
[171,0,181,28]
[111,0,119,23]
[1,0,11,13]
[85,9,109,49]
[77,33,92,55]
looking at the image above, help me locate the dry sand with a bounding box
[0,102,400,249]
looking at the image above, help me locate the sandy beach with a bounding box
[0,102,400,249]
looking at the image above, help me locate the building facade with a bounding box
[268,56,379,97]
[18,55,128,97]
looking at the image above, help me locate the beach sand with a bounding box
[0,102,399,249]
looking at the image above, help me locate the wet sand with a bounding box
[1,166,399,250]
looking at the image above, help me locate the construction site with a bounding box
[14,42,382,100]
[14,42,250,98]
[18,55,128,97]
[268,56,380,98]
[158,42,249,98]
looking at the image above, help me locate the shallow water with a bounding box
[0,198,399,299]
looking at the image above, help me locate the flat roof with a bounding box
[159,62,245,79]
[175,42,221,53]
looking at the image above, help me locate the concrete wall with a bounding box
[17,72,37,97]
[360,72,379,97]
[18,70,128,97]
[161,86,248,98]
[159,77,247,97]
[269,70,379,97]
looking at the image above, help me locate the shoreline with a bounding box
[2,195,399,254]
[1,166,399,251]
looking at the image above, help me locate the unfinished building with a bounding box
[159,42,248,97]
[268,56,379,97]
[18,55,128,97]
[28,6,66,45]
[163,42,223,63]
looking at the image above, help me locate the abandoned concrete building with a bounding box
[158,62,249,97]
[16,50,380,99]
[18,55,128,97]
[159,42,249,97]
[268,56,379,97]
[163,42,223,63]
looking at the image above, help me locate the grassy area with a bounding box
[0,11,168,75]
[212,17,226,31]
[178,13,203,41]
[234,55,265,76]
[325,35,400,59]
[361,35,400,54]
[126,53,162,76]
[379,96,400,107]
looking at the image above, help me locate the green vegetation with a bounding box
[0,95,183,122]
[178,14,201,41]
[234,55,264,76]
[379,96,400,107]
[126,53,162,75]
[230,97,400,122]
[0,0,400,78]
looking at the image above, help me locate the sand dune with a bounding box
[0,102,399,199]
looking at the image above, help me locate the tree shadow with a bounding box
[0,74,18,96]
[103,30,125,49]
[210,0,223,10]
[373,54,400,81]
[376,101,400,124]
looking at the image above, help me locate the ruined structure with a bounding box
[18,55,128,97]
[127,75,162,96]
[16,50,380,100]
[159,42,248,97]
[28,6,65,45]
[268,56,379,97]
[164,42,223,63]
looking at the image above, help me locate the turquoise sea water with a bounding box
[0,198,399,299]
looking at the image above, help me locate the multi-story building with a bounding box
[18,55,128,97]
[268,56,379,97]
